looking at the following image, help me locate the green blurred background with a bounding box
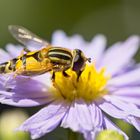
[0,0,140,140]
[0,0,140,45]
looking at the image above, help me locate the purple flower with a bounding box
[0,32,140,140]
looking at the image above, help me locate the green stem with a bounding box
[68,129,78,140]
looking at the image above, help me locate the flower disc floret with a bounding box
[51,64,109,102]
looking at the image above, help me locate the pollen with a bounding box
[50,64,110,102]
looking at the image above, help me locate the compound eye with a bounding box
[73,49,81,62]
[74,54,80,62]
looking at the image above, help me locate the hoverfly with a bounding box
[0,25,91,81]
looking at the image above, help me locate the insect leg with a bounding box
[23,48,31,53]
[76,70,83,81]
[51,71,55,82]
[62,65,70,77]
[62,71,70,77]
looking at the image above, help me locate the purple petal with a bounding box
[89,102,103,128]
[68,35,86,50]
[74,100,94,131]
[110,87,140,106]
[51,31,67,46]
[52,31,85,50]
[103,116,129,140]
[18,100,69,139]
[84,113,129,140]
[125,116,140,132]
[83,35,106,64]
[0,48,11,63]
[0,74,54,107]
[99,95,140,133]
[98,97,128,119]
[103,95,140,117]
[108,67,140,86]
[100,36,140,75]
[6,44,23,58]
[82,103,104,140]
[13,75,51,98]
[0,97,53,107]
[61,99,96,132]
[0,74,15,89]
[83,130,99,140]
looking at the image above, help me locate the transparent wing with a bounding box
[8,25,49,49]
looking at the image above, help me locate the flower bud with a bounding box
[0,109,29,140]
[96,130,125,140]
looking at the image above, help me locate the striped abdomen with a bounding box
[0,58,18,73]
[47,47,72,65]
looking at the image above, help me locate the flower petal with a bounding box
[84,114,129,140]
[52,31,69,47]
[103,95,140,117]
[98,97,128,119]
[100,36,140,75]
[61,99,93,132]
[74,100,94,131]
[13,74,52,98]
[52,31,85,50]
[108,67,140,86]
[61,101,80,132]
[82,103,104,140]
[84,34,106,65]
[6,44,23,58]
[18,100,69,139]
[110,87,140,106]
[0,75,54,107]
[83,130,99,140]
[0,48,11,63]
[125,116,140,132]
[0,97,52,107]
[89,102,103,128]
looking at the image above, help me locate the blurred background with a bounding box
[0,0,140,140]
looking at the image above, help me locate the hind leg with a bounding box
[51,71,55,82]
[62,66,70,77]
[62,71,70,77]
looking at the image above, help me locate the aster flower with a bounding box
[0,31,140,140]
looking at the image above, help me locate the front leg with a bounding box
[76,70,83,81]
[14,67,25,77]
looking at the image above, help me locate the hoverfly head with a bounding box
[72,49,91,72]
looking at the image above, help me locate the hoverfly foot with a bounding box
[62,71,70,77]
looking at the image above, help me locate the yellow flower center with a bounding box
[50,64,110,102]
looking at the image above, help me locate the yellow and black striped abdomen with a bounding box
[0,58,18,73]
[48,47,72,65]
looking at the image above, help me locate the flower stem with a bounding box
[68,129,78,140]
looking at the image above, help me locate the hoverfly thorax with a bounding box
[40,47,50,58]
